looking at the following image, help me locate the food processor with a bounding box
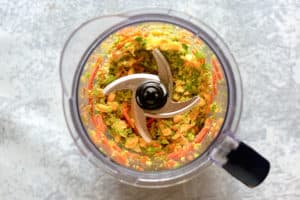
[60,9,270,188]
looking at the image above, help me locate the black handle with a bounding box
[222,142,270,187]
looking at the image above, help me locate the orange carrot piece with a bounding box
[122,103,137,133]
[212,72,217,96]
[114,154,128,166]
[167,152,180,160]
[90,115,107,146]
[111,144,122,153]
[165,160,177,169]
[187,154,194,161]
[135,166,145,171]
[92,115,107,134]
[154,151,164,157]
[179,37,190,45]
[167,144,193,160]
[195,119,212,143]
[87,58,102,90]
[107,93,116,102]
[118,27,141,37]
[87,57,102,113]
[194,127,210,143]
[101,138,112,155]
[139,156,149,165]
[212,57,223,81]
[90,133,102,146]
[116,43,124,50]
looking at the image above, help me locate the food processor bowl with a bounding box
[60,9,269,188]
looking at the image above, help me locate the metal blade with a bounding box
[152,48,173,95]
[145,96,200,118]
[131,94,152,143]
[103,73,160,94]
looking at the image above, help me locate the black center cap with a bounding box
[136,81,168,110]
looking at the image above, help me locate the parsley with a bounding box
[135,36,143,42]
[195,50,205,59]
[210,102,218,112]
[182,43,188,51]
[201,63,211,71]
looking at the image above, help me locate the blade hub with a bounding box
[136,81,168,110]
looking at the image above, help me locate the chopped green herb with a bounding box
[182,43,188,51]
[195,50,205,59]
[135,36,143,42]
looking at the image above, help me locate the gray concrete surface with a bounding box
[0,0,300,199]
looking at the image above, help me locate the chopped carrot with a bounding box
[139,156,149,165]
[165,160,177,169]
[194,127,210,143]
[135,166,144,171]
[179,38,189,44]
[166,143,176,152]
[116,43,125,50]
[205,118,213,126]
[167,152,181,160]
[89,132,102,146]
[152,142,160,148]
[87,58,102,91]
[114,154,128,166]
[173,115,183,123]
[121,102,137,133]
[107,93,116,102]
[87,57,102,113]
[212,72,217,96]
[212,57,223,81]
[101,138,112,155]
[187,154,194,161]
[111,50,122,61]
[127,152,140,160]
[195,119,212,143]
[118,27,141,37]
[167,144,193,160]
[92,115,107,134]
[154,151,164,157]
[111,144,122,153]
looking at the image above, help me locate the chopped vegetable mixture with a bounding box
[79,22,224,171]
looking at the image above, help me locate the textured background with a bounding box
[0,0,300,199]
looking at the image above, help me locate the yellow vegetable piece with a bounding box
[125,136,139,149]
[95,104,112,113]
[162,128,172,136]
